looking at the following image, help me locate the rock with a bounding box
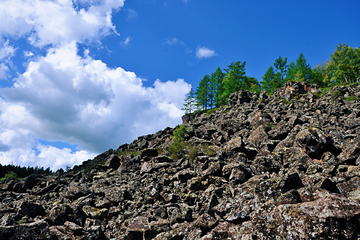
[0,83,360,239]
[19,202,45,218]
[105,154,121,170]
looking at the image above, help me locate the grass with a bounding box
[118,149,140,157]
[344,95,357,101]
[201,144,216,157]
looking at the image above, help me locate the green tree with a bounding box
[312,60,329,87]
[286,53,312,83]
[261,66,280,93]
[242,76,260,93]
[274,56,288,83]
[324,44,360,85]
[181,88,197,114]
[196,75,210,110]
[210,66,225,107]
[221,61,246,102]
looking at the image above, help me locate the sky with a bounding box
[0,0,359,171]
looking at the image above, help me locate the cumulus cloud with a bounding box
[196,46,217,59]
[0,0,192,171]
[0,0,124,47]
[0,64,9,80]
[0,39,16,60]
[0,42,191,170]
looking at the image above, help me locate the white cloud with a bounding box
[196,46,217,59]
[164,37,192,54]
[0,39,16,60]
[0,64,9,80]
[0,0,124,47]
[0,42,191,170]
[24,51,34,58]
[126,9,138,21]
[0,0,192,171]
[123,36,132,47]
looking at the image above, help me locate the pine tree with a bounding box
[286,53,312,83]
[274,56,288,84]
[181,88,197,114]
[221,61,246,103]
[196,75,210,111]
[209,66,225,107]
[261,66,279,93]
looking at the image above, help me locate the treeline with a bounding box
[182,43,360,114]
[0,164,52,180]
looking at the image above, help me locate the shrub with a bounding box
[173,125,187,142]
[188,145,199,163]
[344,95,357,101]
[331,90,342,99]
[0,171,18,182]
[201,144,216,157]
[168,141,186,160]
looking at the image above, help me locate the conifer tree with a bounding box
[209,66,225,107]
[261,66,279,93]
[286,53,312,83]
[221,61,246,103]
[181,88,197,114]
[196,75,210,110]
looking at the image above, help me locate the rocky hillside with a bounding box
[1,82,360,239]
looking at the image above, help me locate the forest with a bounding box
[0,164,52,181]
[182,43,360,114]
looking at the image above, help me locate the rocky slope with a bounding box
[1,82,360,239]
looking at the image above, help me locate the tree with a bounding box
[221,61,246,103]
[311,60,329,87]
[196,75,210,111]
[323,44,360,85]
[242,76,260,93]
[261,66,280,93]
[210,66,225,107]
[285,53,312,83]
[181,88,197,114]
[274,56,288,83]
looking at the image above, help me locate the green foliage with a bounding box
[285,53,312,83]
[182,88,197,114]
[261,66,279,93]
[168,125,189,160]
[323,44,360,85]
[344,95,357,101]
[221,61,246,103]
[201,144,216,157]
[173,125,187,143]
[196,75,210,111]
[319,87,332,97]
[118,149,140,157]
[210,66,225,107]
[168,141,187,160]
[187,145,199,163]
[206,108,219,116]
[331,90,343,99]
[265,122,276,128]
[274,56,288,82]
[0,171,18,182]
[0,164,52,179]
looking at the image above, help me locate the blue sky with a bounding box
[0,0,359,170]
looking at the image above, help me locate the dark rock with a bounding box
[1,83,360,239]
[19,202,45,218]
